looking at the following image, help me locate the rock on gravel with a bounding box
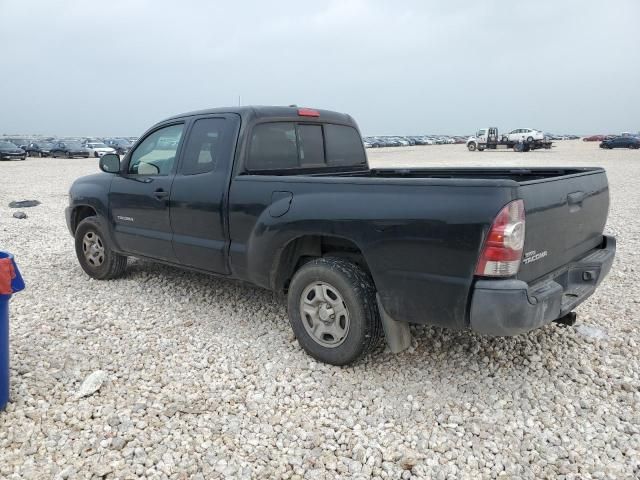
[12,212,27,219]
[76,370,109,398]
[0,145,638,479]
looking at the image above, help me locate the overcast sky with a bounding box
[1,0,638,136]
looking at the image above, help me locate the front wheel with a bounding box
[467,142,477,151]
[287,257,382,365]
[527,136,534,143]
[75,217,127,280]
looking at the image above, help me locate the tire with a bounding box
[527,136,534,143]
[287,257,382,366]
[67,151,72,158]
[478,146,485,152]
[74,216,127,280]
[467,142,477,151]
[25,151,30,157]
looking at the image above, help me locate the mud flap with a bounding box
[376,294,412,353]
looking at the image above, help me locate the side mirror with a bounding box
[99,153,120,173]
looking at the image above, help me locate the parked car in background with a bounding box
[599,136,640,149]
[4,138,29,150]
[50,141,91,158]
[26,141,54,157]
[104,138,133,155]
[505,128,545,143]
[0,141,26,160]
[369,137,388,147]
[84,142,117,158]
[583,135,606,142]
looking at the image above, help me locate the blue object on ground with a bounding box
[0,251,25,411]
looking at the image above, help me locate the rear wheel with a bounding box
[74,217,127,280]
[527,136,534,143]
[287,257,382,365]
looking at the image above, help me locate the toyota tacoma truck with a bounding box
[66,106,615,365]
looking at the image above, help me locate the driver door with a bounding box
[109,123,185,261]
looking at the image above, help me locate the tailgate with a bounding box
[517,169,609,283]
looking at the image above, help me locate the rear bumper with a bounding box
[469,235,616,336]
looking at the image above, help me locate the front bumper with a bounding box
[65,206,74,235]
[470,235,616,336]
[94,150,116,157]
[0,152,25,160]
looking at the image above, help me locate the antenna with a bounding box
[238,95,241,106]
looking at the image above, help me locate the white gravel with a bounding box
[0,141,638,479]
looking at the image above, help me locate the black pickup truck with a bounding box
[66,106,615,365]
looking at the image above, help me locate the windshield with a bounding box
[65,142,84,149]
[0,141,17,148]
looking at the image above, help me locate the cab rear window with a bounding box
[324,124,366,166]
[247,122,365,171]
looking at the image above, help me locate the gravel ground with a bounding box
[0,141,638,479]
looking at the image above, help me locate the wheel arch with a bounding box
[272,234,372,293]
[70,205,98,234]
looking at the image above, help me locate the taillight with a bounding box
[475,200,526,277]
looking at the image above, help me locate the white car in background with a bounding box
[84,142,116,158]
[504,128,545,143]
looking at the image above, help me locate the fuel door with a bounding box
[269,191,293,218]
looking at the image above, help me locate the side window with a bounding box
[128,124,184,176]
[180,118,226,175]
[297,124,324,167]
[324,124,366,166]
[247,122,298,170]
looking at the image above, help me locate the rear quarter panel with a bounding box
[228,176,516,329]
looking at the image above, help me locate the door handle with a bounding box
[153,189,169,200]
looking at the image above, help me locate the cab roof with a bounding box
[161,105,356,126]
